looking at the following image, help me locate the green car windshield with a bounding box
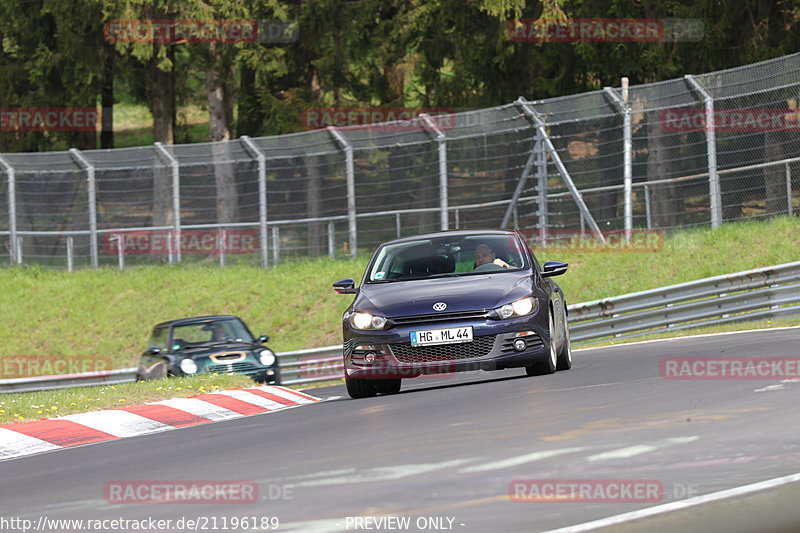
[169,319,254,349]
[367,234,528,283]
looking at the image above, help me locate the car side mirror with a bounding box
[258,335,269,343]
[541,260,568,277]
[333,278,358,294]
[146,347,161,355]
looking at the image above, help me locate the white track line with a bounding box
[586,437,698,462]
[575,325,800,353]
[541,471,800,533]
[459,448,588,473]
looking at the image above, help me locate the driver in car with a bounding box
[473,243,510,272]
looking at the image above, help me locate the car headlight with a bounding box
[259,349,277,366]
[493,297,537,319]
[179,358,198,374]
[350,311,387,330]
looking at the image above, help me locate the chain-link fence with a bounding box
[1,53,799,269]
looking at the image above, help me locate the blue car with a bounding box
[333,229,572,398]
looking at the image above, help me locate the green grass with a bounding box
[0,373,253,425]
[0,217,798,374]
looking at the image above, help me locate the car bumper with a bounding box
[344,314,551,379]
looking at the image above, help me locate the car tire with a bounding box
[525,311,558,376]
[373,378,402,395]
[345,375,378,398]
[556,305,572,371]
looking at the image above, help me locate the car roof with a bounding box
[380,229,519,246]
[153,315,242,329]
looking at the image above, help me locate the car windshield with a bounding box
[170,319,254,349]
[366,234,528,282]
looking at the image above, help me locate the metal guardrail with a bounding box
[2,261,799,393]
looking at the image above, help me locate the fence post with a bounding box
[154,142,181,264]
[327,127,357,257]
[501,138,537,229]
[395,212,401,238]
[644,184,653,230]
[241,136,269,268]
[0,155,17,264]
[603,83,632,240]
[686,74,721,228]
[517,97,606,244]
[420,113,449,231]
[535,128,548,245]
[69,149,98,268]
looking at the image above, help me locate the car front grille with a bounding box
[391,310,488,326]
[389,335,496,363]
[207,362,261,375]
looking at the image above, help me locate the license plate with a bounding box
[410,326,473,347]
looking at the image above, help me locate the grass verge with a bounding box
[0,217,797,373]
[0,373,255,425]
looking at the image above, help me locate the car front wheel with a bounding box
[525,311,558,376]
[373,378,402,395]
[557,305,572,371]
[345,374,378,398]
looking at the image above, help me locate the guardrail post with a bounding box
[272,226,280,264]
[686,75,721,228]
[67,237,74,272]
[241,136,269,268]
[327,221,335,258]
[69,149,98,268]
[327,127,357,257]
[219,228,226,267]
[420,113,449,231]
[604,83,632,241]
[0,155,18,264]
[787,162,793,216]
[154,142,181,264]
[112,234,124,270]
[516,97,606,244]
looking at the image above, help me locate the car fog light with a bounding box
[266,369,275,375]
[513,339,527,352]
[364,353,376,363]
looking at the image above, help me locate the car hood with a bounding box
[356,271,535,317]
[173,343,258,359]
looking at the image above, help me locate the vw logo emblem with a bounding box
[432,302,447,311]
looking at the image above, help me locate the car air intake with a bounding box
[390,335,496,363]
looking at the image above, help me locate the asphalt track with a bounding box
[1,327,799,533]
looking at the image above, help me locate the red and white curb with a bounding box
[0,386,321,461]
